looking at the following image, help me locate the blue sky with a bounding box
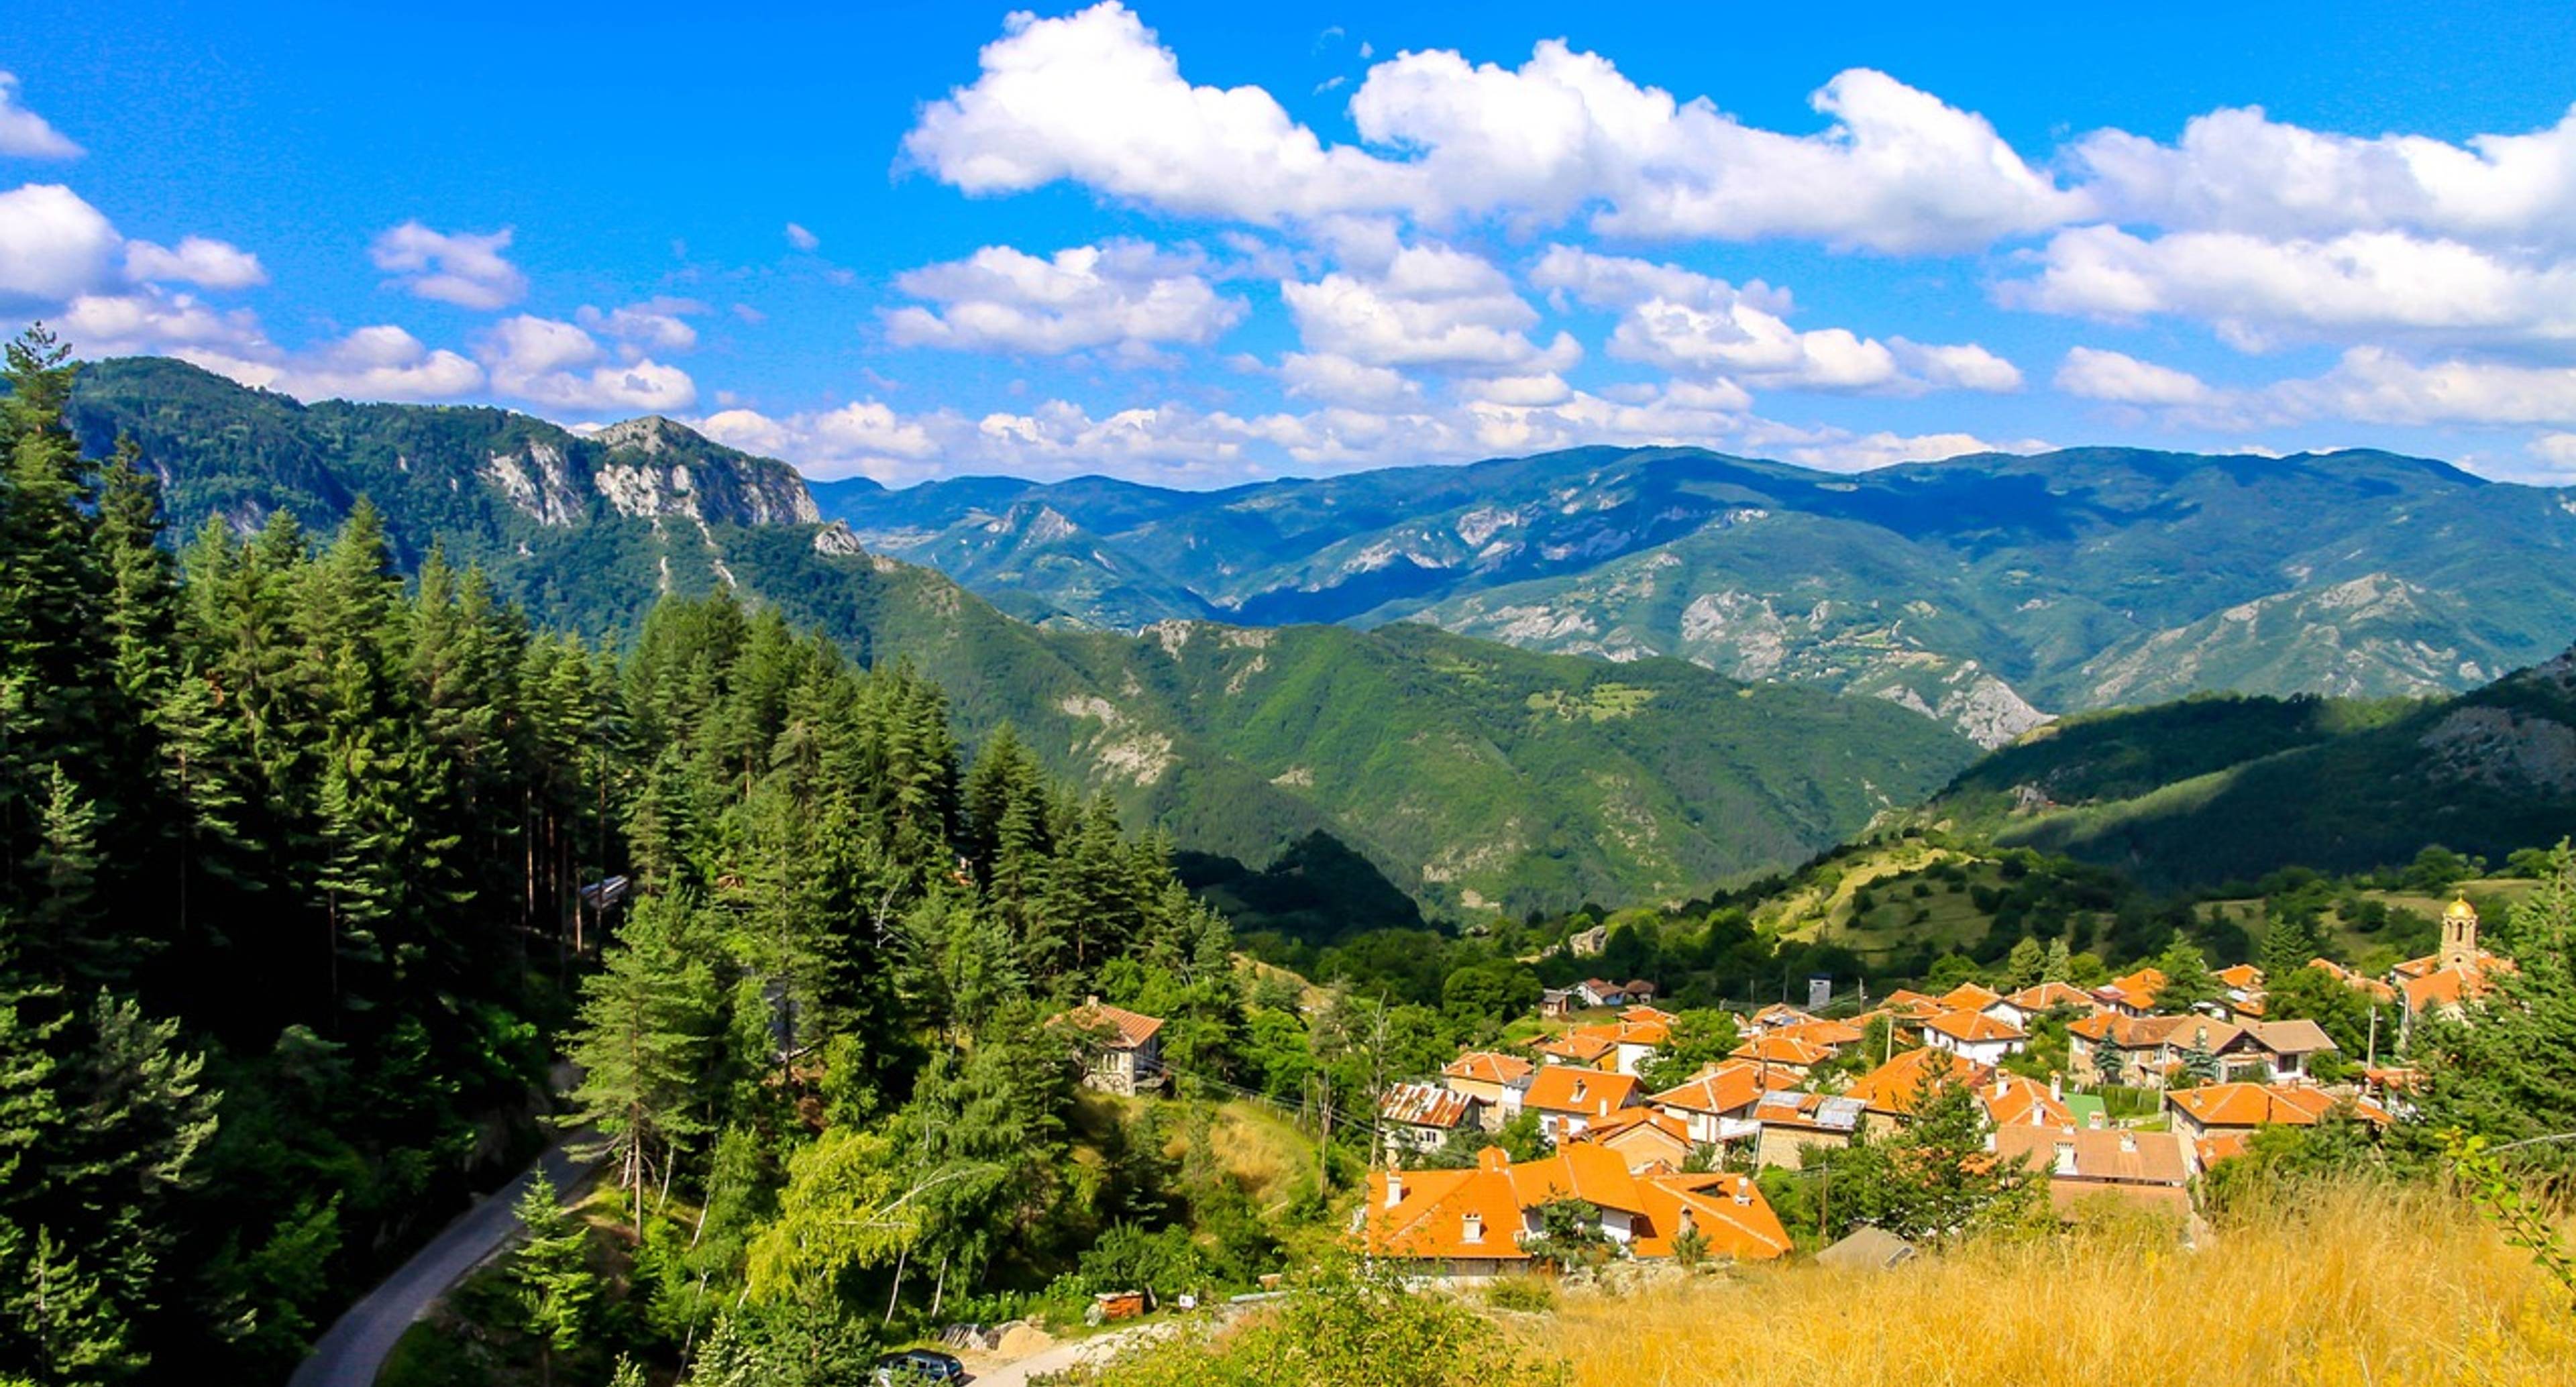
[7,0,2576,485]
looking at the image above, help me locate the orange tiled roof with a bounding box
[1996,981,2098,1014]
[1772,1017,1866,1049]
[1937,981,2005,1012]
[2398,956,2512,1013]
[1980,1071,2074,1129]
[1056,999,1164,1048]
[2167,1082,2393,1130]
[2214,962,2266,991]
[1620,1005,1680,1025]
[1992,1125,2192,1185]
[1845,1046,1989,1115]
[2097,967,2167,1011]
[1649,1059,1801,1117]
[1923,1009,2027,1044]
[1750,1003,1817,1029]
[1731,1032,1834,1068]
[1360,1148,1789,1263]
[1524,1066,1642,1117]
[1533,1030,1621,1065]
[1444,1051,1536,1086]
[1882,989,1947,1019]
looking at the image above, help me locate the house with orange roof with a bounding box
[1729,1031,1835,1074]
[2067,1012,2197,1087]
[1571,1107,1697,1172]
[1442,1051,1535,1129]
[1843,1045,1989,1134]
[2164,1081,2393,1158]
[1055,997,1166,1096]
[1983,981,2101,1030]
[1770,1017,1866,1053]
[1978,1069,2076,1130]
[1920,1008,2029,1066]
[1379,1081,1481,1158]
[1532,1028,1621,1071]
[2210,962,2268,1022]
[1992,1125,2194,1219]
[2095,966,2167,1017]
[1648,1059,1801,1146]
[1524,1065,1642,1146]
[1936,981,2005,1013]
[1880,989,1948,1021]
[1360,1145,1790,1273]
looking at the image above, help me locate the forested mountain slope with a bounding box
[1923,649,2576,887]
[56,357,1972,913]
[813,444,2576,746]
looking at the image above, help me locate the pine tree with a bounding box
[2041,936,2072,985]
[568,898,719,1235]
[2002,936,2044,990]
[506,1174,594,1387]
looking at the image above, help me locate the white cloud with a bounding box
[2524,433,2576,481]
[1531,245,2013,394]
[478,315,696,413]
[0,72,83,160]
[2010,224,2576,350]
[2075,103,2576,250]
[124,235,268,290]
[2053,346,2216,406]
[904,3,2082,253]
[1745,423,2030,472]
[784,221,820,252]
[1283,242,1577,370]
[2273,347,2576,429]
[883,241,1246,359]
[214,325,486,402]
[370,221,528,311]
[1277,351,1421,408]
[54,286,268,359]
[576,297,705,354]
[0,182,119,302]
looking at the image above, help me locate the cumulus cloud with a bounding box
[883,241,1247,359]
[370,221,528,310]
[0,72,83,160]
[2274,347,2576,429]
[2054,346,2216,406]
[0,182,119,302]
[478,315,696,413]
[1277,351,1421,408]
[1531,245,2015,394]
[1283,242,1578,371]
[904,3,2083,252]
[2528,433,2576,480]
[215,325,486,402]
[784,221,820,252]
[2075,103,2576,249]
[576,297,705,354]
[125,235,268,290]
[2009,224,2576,350]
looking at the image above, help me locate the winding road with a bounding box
[286,1141,599,1387]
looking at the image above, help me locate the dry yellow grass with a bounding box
[1541,1184,2576,1386]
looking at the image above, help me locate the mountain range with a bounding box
[811,444,2576,747]
[60,357,1971,916]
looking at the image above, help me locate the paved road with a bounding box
[287,1141,599,1387]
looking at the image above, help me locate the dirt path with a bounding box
[967,1319,1183,1386]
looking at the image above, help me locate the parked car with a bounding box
[872,1347,970,1384]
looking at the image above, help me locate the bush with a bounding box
[1485,1277,1557,1313]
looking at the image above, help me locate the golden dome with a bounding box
[2445,895,2479,924]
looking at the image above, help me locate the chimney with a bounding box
[1993,1074,2010,1100]
[2054,1140,2078,1176]
[2119,1132,2139,1155]
[1085,994,1100,1009]
[1733,1182,1752,1206]
[1385,1171,1405,1209]
[1462,1212,1483,1244]
[2049,1072,2063,1103]
[1479,1145,1511,1172]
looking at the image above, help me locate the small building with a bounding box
[1747,1091,1866,1170]
[2394,896,2512,1025]
[1648,1058,1800,1147]
[1570,1107,1696,1173]
[2094,966,2167,1018]
[1991,1125,2194,1220]
[1983,981,2101,1030]
[1056,997,1166,1097]
[1575,978,1633,1009]
[1379,1080,1480,1158]
[1919,1009,2029,1066]
[1442,1050,1536,1130]
[1729,1031,1835,1076]
[1359,1145,1792,1274]
[1525,1066,1642,1146]
[1538,987,1579,1019]
[2164,1082,2394,1165]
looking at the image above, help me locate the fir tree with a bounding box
[506,1174,594,1387]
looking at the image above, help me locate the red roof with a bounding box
[1056,999,1164,1049]
[1379,1081,1477,1130]
[1524,1066,1642,1117]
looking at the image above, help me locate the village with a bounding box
[1169,893,2515,1275]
